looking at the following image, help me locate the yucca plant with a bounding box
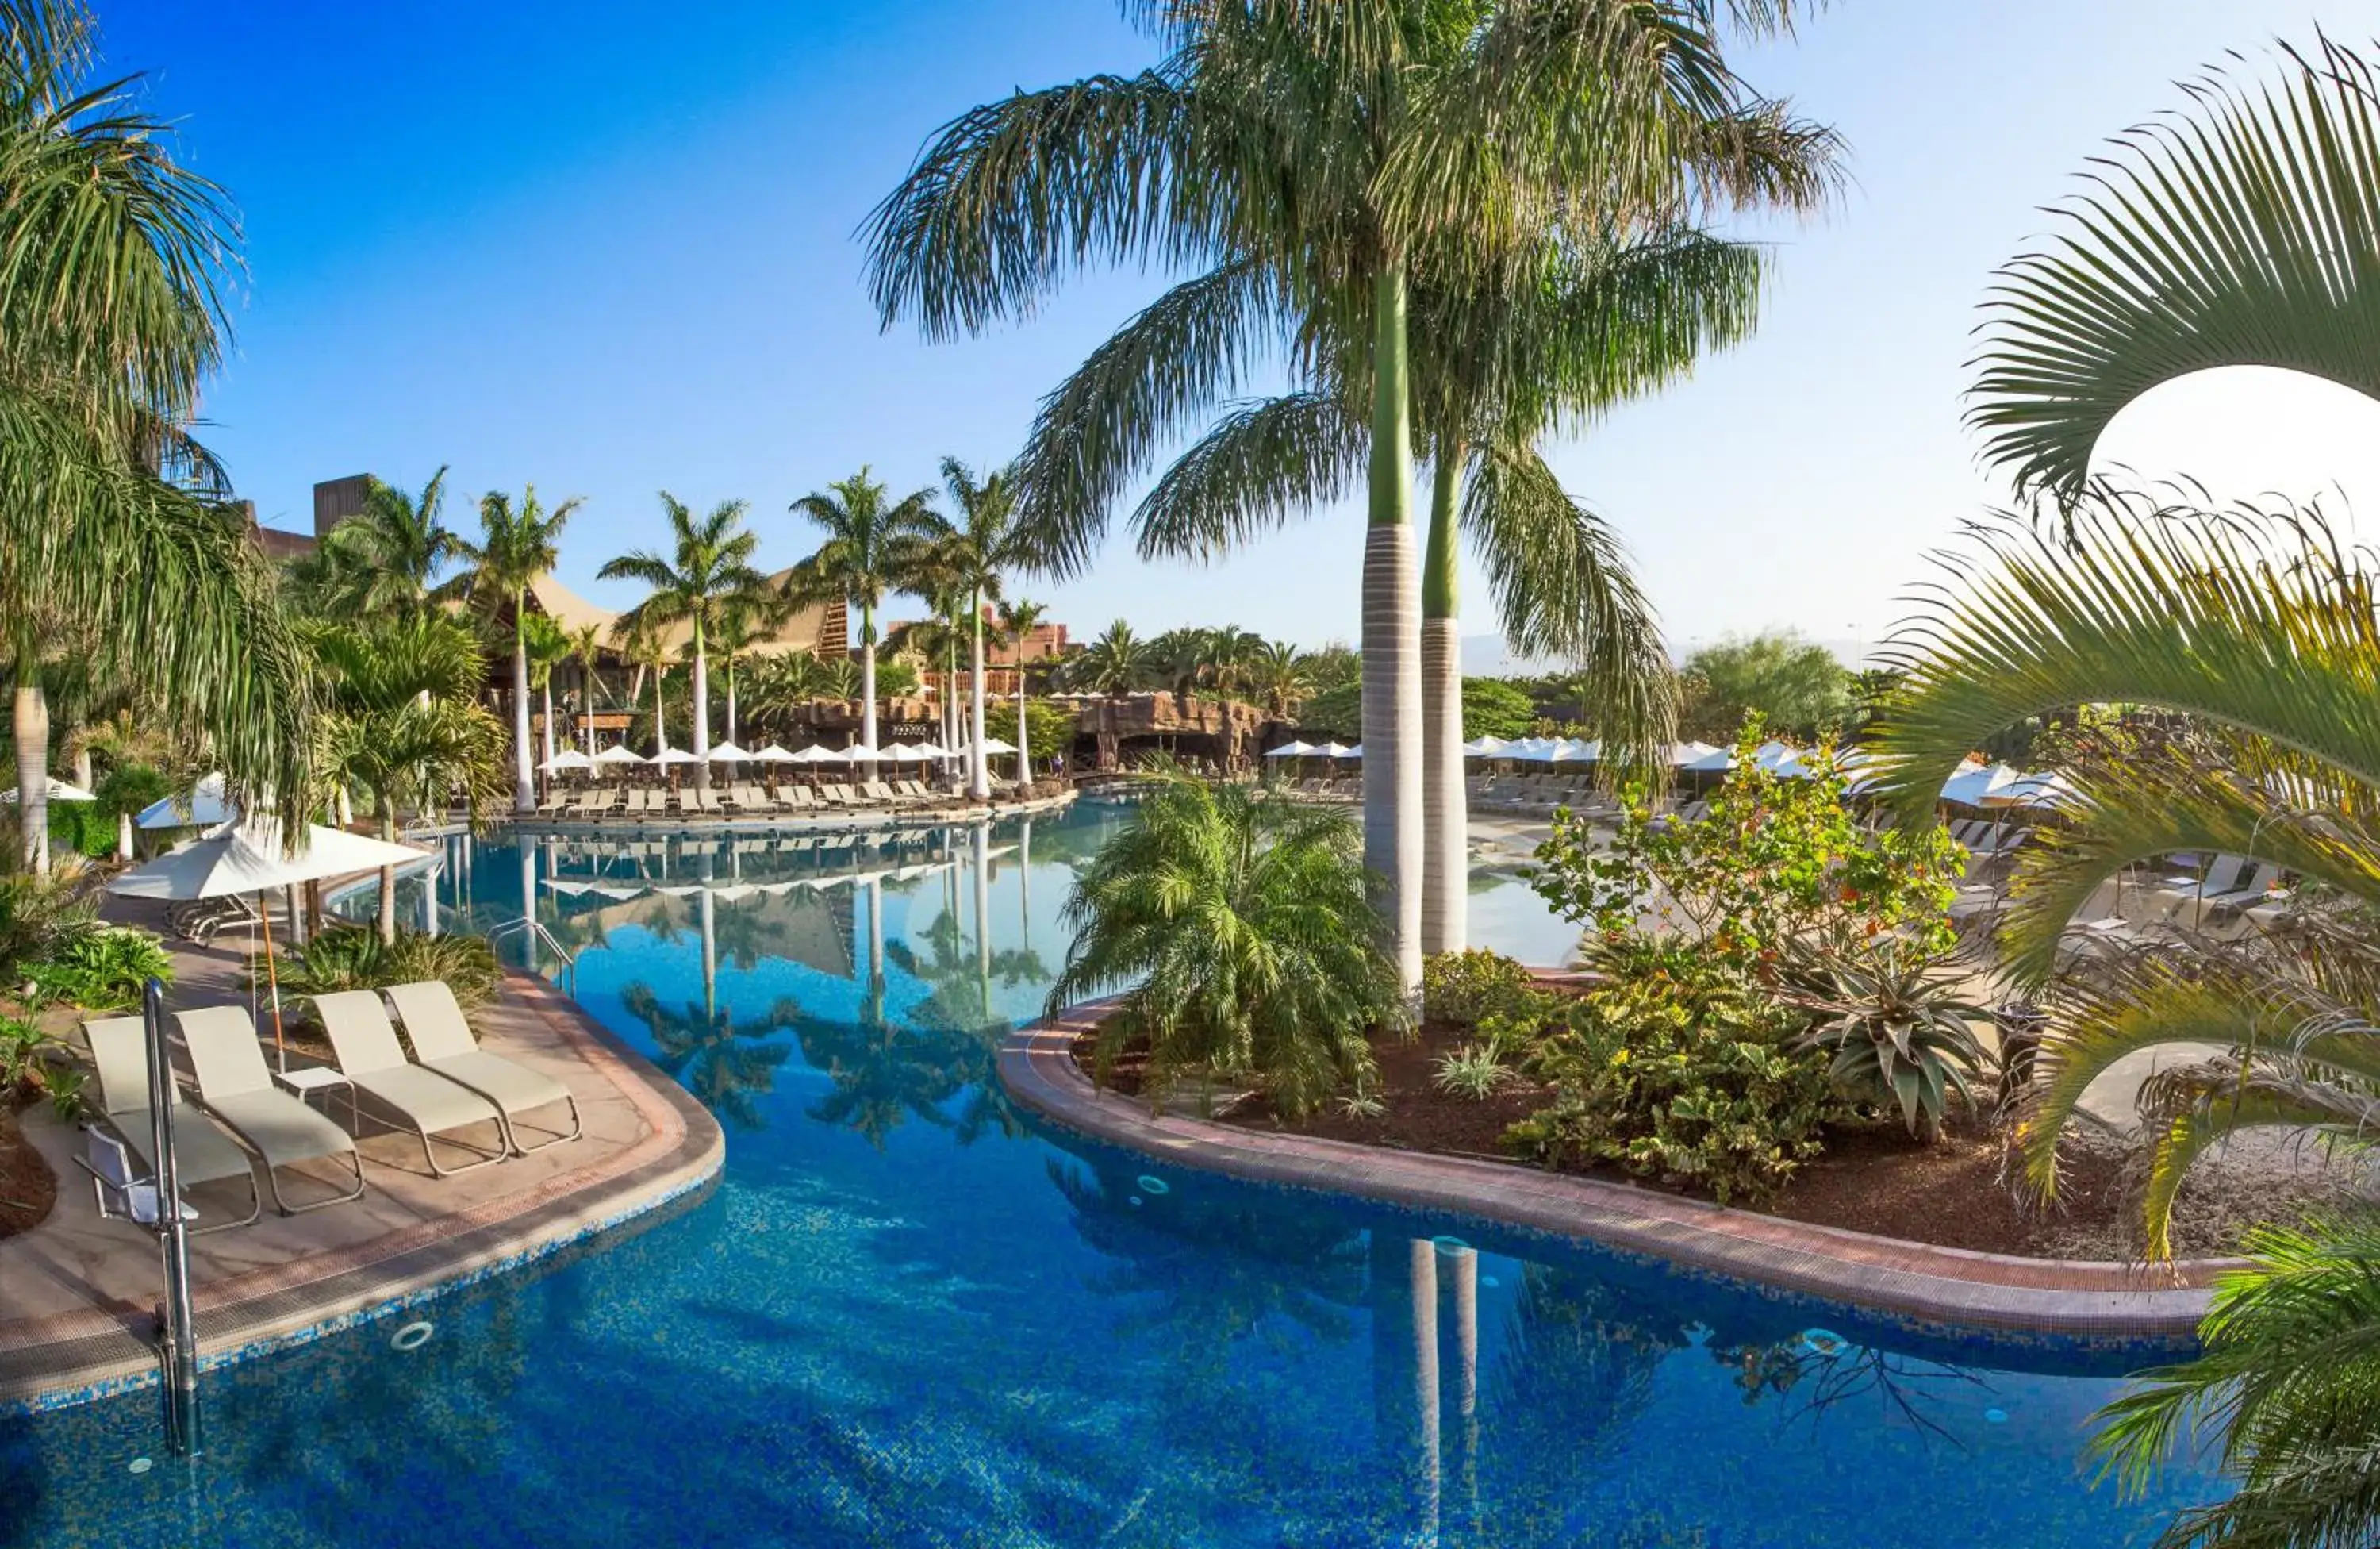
[1048,764,1408,1118]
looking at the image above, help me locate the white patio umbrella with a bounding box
[1939,761,2025,805]
[593,745,648,767]
[1680,746,1736,773]
[1985,771,2085,809]
[787,744,847,764]
[539,749,595,774]
[1552,738,1600,763]
[1668,741,1722,767]
[654,748,702,767]
[109,817,432,1066]
[707,741,754,763]
[1317,741,1357,759]
[0,777,97,804]
[1266,740,1318,758]
[1459,736,1508,758]
[136,773,236,831]
[973,736,1019,755]
[754,744,798,763]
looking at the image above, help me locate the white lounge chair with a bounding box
[81,1014,261,1232]
[175,1005,367,1214]
[309,991,507,1176]
[384,981,582,1155]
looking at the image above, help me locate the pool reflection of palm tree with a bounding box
[624,983,800,1132]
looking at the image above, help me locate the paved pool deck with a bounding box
[0,929,721,1416]
[1000,1001,2236,1343]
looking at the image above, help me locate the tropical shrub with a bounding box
[1433,1044,1514,1100]
[0,1013,68,1107]
[266,926,503,1010]
[0,873,98,982]
[1779,941,1993,1140]
[1503,948,1837,1204]
[1049,767,1408,1117]
[1528,725,1965,968]
[985,699,1077,765]
[1676,633,1858,743]
[23,926,173,1011]
[1461,678,1537,741]
[1422,948,1536,1026]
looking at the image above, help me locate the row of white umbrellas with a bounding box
[542,739,1016,773]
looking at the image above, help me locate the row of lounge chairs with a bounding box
[77,980,578,1231]
[538,779,1012,821]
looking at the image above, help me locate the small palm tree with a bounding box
[1247,640,1314,719]
[1049,767,1409,1117]
[302,469,462,621]
[713,586,789,750]
[521,612,573,778]
[454,484,584,810]
[785,469,939,753]
[598,495,769,790]
[996,598,1050,780]
[1070,620,1150,697]
[915,458,1043,798]
[563,621,606,754]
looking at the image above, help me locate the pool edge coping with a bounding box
[998,1000,2232,1343]
[0,971,724,1417]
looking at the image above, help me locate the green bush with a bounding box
[23,926,173,1011]
[265,927,503,1011]
[0,872,98,982]
[1502,949,1838,1205]
[1780,941,1994,1140]
[1422,948,1537,1025]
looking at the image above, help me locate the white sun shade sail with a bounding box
[1,778,97,803]
[1983,771,2086,809]
[135,773,236,831]
[1939,761,2025,805]
[1460,736,1508,758]
[107,819,431,901]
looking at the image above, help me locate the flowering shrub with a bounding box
[1422,948,1537,1025]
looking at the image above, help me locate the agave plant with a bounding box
[1780,940,1993,1140]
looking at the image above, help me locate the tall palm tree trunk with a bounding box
[859,605,881,752]
[540,682,555,775]
[1363,267,1424,994]
[583,661,598,755]
[510,610,535,813]
[1015,647,1031,786]
[725,659,739,747]
[377,798,401,944]
[13,673,48,875]
[691,625,712,793]
[652,667,670,755]
[969,594,990,799]
[1421,448,1466,957]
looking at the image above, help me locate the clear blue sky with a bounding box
[103,1,2370,659]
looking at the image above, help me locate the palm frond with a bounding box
[1129,390,1367,563]
[1970,37,2380,504]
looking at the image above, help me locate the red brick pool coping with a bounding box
[0,972,724,1413]
[1000,1001,2237,1340]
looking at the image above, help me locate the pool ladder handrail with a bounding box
[142,976,202,1457]
[487,914,578,993]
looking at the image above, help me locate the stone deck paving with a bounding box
[0,921,720,1414]
[1000,1001,2239,1343]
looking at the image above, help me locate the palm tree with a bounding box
[785,469,939,754]
[313,615,506,941]
[2,2,315,871]
[996,598,1050,782]
[1071,620,1150,697]
[608,605,673,756]
[915,458,1044,798]
[624,983,800,1132]
[866,0,1835,989]
[454,485,584,811]
[713,586,789,751]
[298,470,461,622]
[521,612,573,779]
[598,495,769,791]
[1049,764,1407,1117]
[1247,640,1314,719]
[564,621,606,755]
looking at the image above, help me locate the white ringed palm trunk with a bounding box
[690,639,712,793]
[13,682,48,875]
[969,601,990,800]
[511,621,535,813]
[1015,670,1030,786]
[1361,524,1425,993]
[1420,616,1466,956]
[860,624,880,751]
[540,683,555,785]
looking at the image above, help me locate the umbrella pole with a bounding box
[260,889,286,1071]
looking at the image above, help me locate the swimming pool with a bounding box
[2,801,2219,1546]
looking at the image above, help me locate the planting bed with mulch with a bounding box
[0,1105,56,1240]
[1073,1020,2343,1262]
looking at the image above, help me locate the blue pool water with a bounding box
[2,801,2218,1546]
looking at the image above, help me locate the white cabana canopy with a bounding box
[1266,740,1319,759]
[135,773,235,831]
[1,778,97,804]
[1668,741,1722,767]
[706,741,754,763]
[1316,741,1357,759]
[107,819,430,901]
[540,749,595,773]
[1458,736,1507,758]
[593,745,648,766]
